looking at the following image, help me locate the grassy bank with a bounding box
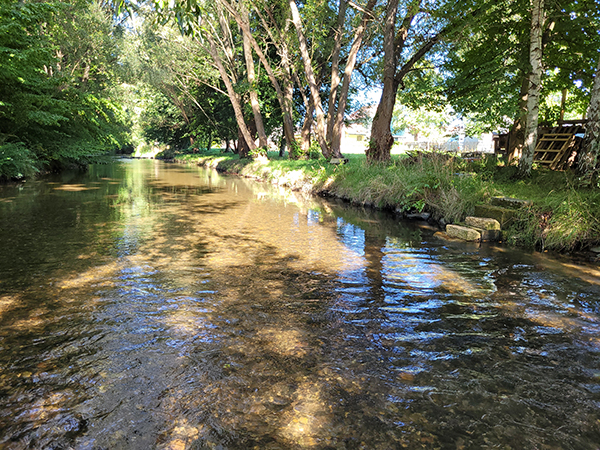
[171,149,600,253]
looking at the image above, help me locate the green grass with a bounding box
[170,149,600,253]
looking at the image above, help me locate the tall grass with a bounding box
[500,173,600,251]
[330,151,492,222]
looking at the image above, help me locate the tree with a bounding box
[366,0,475,163]
[518,0,545,177]
[0,0,129,179]
[443,0,600,166]
[221,0,377,158]
[119,0,381,160]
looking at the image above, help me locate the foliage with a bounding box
[0,0,129,178]
[139,90,190,148]
[392,104,452,141]
[443,0,600,131]
[0,143,40,180]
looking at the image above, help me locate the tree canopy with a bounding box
[0,0,130,179]
[2,0,600,179]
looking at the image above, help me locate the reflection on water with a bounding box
[1,160,600,449]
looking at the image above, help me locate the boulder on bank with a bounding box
[474,204,516,227]
[446,224,481,241]
[465,216,500,230]
[491,196,532,209]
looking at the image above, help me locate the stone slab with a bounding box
[471,227,501,241]
[491,196,532,209]
[474,204,516,227]
[465,216,501,230]
[446,224,481,241]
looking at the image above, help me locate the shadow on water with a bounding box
[0,160,600,449]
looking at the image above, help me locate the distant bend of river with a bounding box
[1,159,599,449]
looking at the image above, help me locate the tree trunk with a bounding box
[289,0,329,157]
[279,134,286,157]
[206,131,213,152]
[326,0,348,144]
[330,0,377,158]
[203,34,257,153]
[219,0,296,153]
[238,127,251,158]
[241,4,268,149]
[366,0,400,163]
[577,57,600,177]
[508,76,529,163]
[238,119,257,159]
[518,0,544,177]
[298,97,315,159]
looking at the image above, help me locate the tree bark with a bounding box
[366,0,401,163]
[299,96,315,158]
[577,56,600,177]
[238,127,251,158]
[508,76,529,163]
[326,0,348,144]
[518,0,544,177]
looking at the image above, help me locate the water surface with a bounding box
[1,160,600,449]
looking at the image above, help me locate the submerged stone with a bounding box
[405,211,431,221]
[434,231,462,241]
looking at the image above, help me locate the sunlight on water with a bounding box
[1,160,600,449]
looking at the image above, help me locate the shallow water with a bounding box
[0,159,599,449]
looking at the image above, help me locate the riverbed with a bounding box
[1,159,599,449]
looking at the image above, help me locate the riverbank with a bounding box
[170,150,600,254]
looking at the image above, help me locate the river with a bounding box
[0,159,599,449]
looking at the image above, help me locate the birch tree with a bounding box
[518,0,545,177]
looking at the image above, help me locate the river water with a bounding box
[1,159,599,449]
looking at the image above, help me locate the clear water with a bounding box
[1,159,599,449]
